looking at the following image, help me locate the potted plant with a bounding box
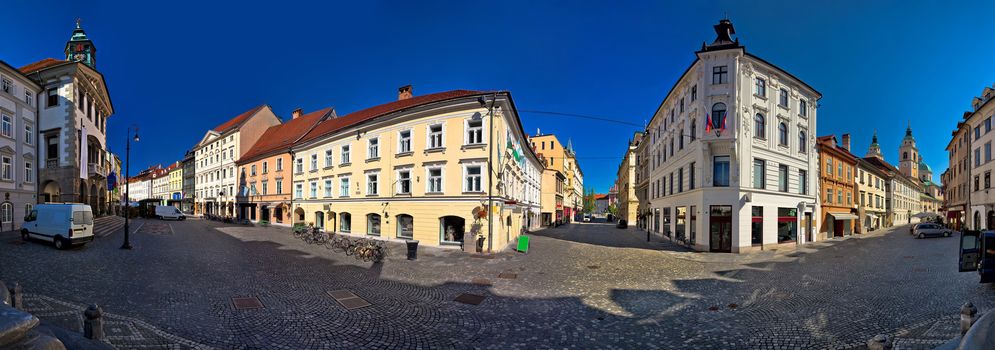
[259,220,270,227]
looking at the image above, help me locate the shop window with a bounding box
[752,206,763,246]
[397,214,413,239]
[777,208,797,243]
[440,216,465,244]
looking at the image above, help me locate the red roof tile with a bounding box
[213,105,267,133]
[18,58,67,74]
[298,90,486,145]
[238,108,332,163]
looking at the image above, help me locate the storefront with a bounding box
[827,212,857,237]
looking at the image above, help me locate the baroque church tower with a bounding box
[65,18,96,68]
[866,131,883,159]
[898,123,919,180]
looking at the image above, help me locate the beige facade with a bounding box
[614,132,642,224]
[291,89,542,251]
[942,118,970,229]
[857,159,887,231]
[529,133,582,222]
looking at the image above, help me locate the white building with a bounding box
[151,167,169,205]
[0,60,40,231]
[128,177,150,202]
[194,105,279,216]
[641,19,820,253]
[968,85,995,229]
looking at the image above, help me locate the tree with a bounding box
[583,188,597,213]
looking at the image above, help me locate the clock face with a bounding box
[73,53,84,61]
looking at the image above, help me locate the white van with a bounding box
[21,203,94,249]
[154,205,186,220]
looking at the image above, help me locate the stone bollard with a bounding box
[83,304,104,340]
[961,301,979,336]
[866,334,891,350]
[7,282,21,311]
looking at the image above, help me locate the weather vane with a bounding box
[75,17,81,28]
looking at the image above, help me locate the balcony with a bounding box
[46,159,57,168]
[87,163,107,178]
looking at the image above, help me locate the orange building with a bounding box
[235,108,333,225]
[817,134,859,239]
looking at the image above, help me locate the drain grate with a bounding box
[471,278,492,286]
[497,273,517,279]
[454,293,486,305]
[327,290,371,310]
[232,297,264,310]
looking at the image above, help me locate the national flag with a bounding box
[705,113,713,133]
[721,111,728,132]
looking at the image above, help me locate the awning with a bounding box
[866,213,878,220]
[829,213,859,220]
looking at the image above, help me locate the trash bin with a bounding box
[406,240,419,260]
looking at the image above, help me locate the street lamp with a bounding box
[477,93,498,253]
[121,126,139,250]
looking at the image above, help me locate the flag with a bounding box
[705,113,713,133]
[80,126,87,179]
[721,111,727,132]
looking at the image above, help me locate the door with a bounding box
[805,213,813,243]
[959,230,979,272]
[709,220,732,252]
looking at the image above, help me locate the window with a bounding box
[250,165,257,176]
[799,131,806,153]
[340,177,350,197]
[399,130,411,153]
[367,173,379,195]
[778,123,788,146]
[262,161,268,174]
[977,149,982,167]
[466,119,483,144]
[986,142,991,162]
[713,156,730,187]
[465,165,482,192]
[24,91,33,106]
[276,158,283,171]
[754,78,766,97]
[46,89,58,107]
[368,138,379,159]
[826,188,833,204]
[429,124,444,149]
[711,103,726,130]
[249,183,257,196]
[837,188,843,204]
[340,213,351,232]
[0,203,10,224]
[689,162,696,190]
[24,162,32,182]
[779,88,789,107]
[799,99,808,117]
[753,159,766,189]
[325,150,333,167]
[1,114,11,138]
[341,145,351,164]
[690,119,697,141]
[847,191,852,205]
[712,66,728,84]
[324,179,333,197]
[691,85,697,101]
[678,167,684,193]
[397,214,413,239]
[752,206,763,245]
[295,158,303,173]
[309,181,317,198]
[777,208,797,243]
[261,181,268,195]
[276,180,283,194]
[987,117,992,133]
[976,126,982,140]
[427,168,443,193]
[754,114,765,139]
[294,183,303,198]
[778,165,788,192]
[987,172,991,189]
[367,214,381,236]
[397,170,411,194]
[0,78,10,94]
[440,216,466,244]
[799,170,808,195]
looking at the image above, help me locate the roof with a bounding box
[239,107,332,163]
[18,58,68,74]
[213,105,267,133]
[817,134,859,162]
[862,156,919,186]
[298,90,485,145]
[594,194,608,200]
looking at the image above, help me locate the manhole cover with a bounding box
[454,293,486,305]
[232,297,264,310]
[327,290,356,299]
[471,278,492,286]
[327,290,371,310]
[497,273,517,279]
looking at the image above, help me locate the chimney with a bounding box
[398,85,413,100]
[292,107,303,119]
[841,133,851,152]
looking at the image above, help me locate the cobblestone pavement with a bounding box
[0,217,992,349]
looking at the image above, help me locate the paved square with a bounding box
[1,217,993,349]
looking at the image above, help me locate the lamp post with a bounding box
[121,126,139,250]
[477,93,498,253]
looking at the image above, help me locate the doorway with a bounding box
[709,205,732,253]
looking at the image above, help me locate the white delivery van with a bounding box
[21,203,95,249]
[154,205,186,220]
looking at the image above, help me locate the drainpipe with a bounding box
[289,148,294,226]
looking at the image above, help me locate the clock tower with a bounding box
[898,122,919,180]
[64,18,96,68]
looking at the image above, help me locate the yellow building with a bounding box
[615,132,643,224]
[166,161,183,207]
[529,133,583,222]
[290,87,543,251]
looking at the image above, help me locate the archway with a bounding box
[295,207,305,222]
[396,214,413,239]
[314,211,324,229]
[41,181,60,203]
[327,212,336,233]
[98,186,106,215]
[79,182,87,205]
[89,183,98,213]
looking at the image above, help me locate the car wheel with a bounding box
[20,229,28,241]
[945,231,951,237]
[917,233,924,239]
[54,237,66,250]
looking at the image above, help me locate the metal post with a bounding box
[83,304,104,340]
[486,93,496,253]
[121,128,132,250]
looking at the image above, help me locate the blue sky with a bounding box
[2,1,993,192]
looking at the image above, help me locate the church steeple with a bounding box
[866,130,883,159]
[899,122,919,179]
[65,18,96,68]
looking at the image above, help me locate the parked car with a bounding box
[616,219,628,229]
[155,205,186,220]
[910,223,922,235]
[914,223,953,239]
[21,203,94,249]
[583,214,592,222]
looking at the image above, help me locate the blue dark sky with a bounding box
[2,1,993,192]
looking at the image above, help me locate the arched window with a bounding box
[778,123,788,146]
[295,207,305,221]
[690,119,697,141]
[397,214,413,239]
[440,216,466,244]
[753,114,765,139]
[314,211,324,229]
[367,213,381,236]
[711,103,726,129]
[0,203,11,224]
[340,212,351,232]
[799,131,807,153]
[903,152,908,160]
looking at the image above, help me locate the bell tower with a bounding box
[899,122,919,179]
[64,18,96,68]
[866,131,883,160]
